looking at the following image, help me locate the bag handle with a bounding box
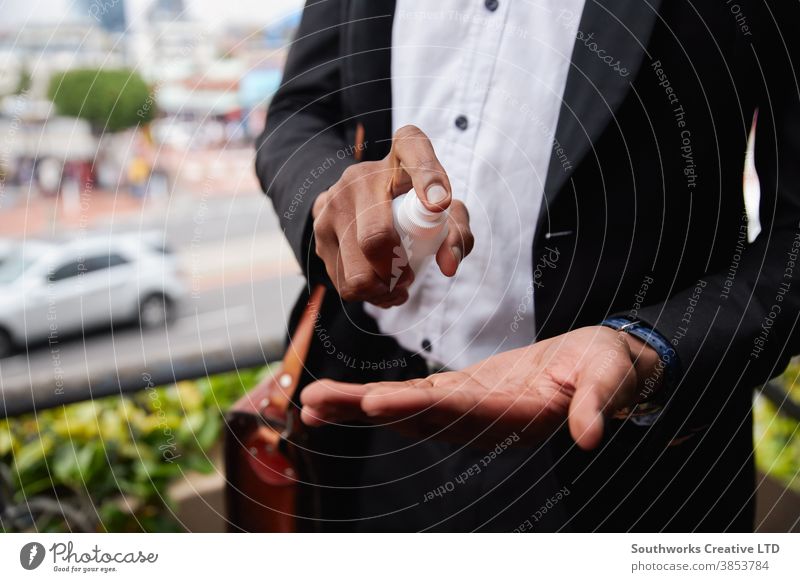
[268,122,364,415]
[269,284,326,415]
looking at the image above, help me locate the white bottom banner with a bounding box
[0,533,795,581]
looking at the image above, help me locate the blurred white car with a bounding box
[0,234,185,358]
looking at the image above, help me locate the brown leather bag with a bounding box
[224,285,325,532]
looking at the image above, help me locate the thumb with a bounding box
[567,352,637,450]
[415,184,451,212]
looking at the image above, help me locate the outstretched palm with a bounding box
[301,326,658,449]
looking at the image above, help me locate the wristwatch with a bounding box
[600,317,681,426]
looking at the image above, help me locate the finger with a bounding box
[567,387,605,451]
[360,379,440,418]
[435,200,474,277]
[300,404,375,427]
[370,286,410,309]
[311,189,330,220]
[353,176,400,282]
[300,379,373,426]
[336,223,390,301]
[349,260,412,308]
[390,125,452,212]
[362,384,481,440]
[361,375,498,424]
[301,378,372,408]
[312,209,338,265]
[361,379,542,442]
[300,379,440,428]
[567,349,637,450]
[300,405,334,427]
[369,267,414,300]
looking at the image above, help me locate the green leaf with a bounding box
[180,454,215,475]
[14,437,50,474]
[0,422,14,456]
[195,412,221,451]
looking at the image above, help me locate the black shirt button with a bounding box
[421,339,433,352]
[485,0,499,12]
[454,115,468,130]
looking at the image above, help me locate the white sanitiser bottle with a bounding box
[391,189,449,279]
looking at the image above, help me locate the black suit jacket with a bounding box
[256,0,800,531]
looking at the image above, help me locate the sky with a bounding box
[1,0,304,29]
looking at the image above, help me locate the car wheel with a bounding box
[139,294,173,328]
[0,328,14,359]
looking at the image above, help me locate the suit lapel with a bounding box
[540,0,663,229]
[343,0,396,159]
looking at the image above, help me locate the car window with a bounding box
[107,253,129,268]
[82,253,129,273]
[49,261,81,282]
[48,253,130,282]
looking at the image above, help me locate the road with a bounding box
[0,191,307,416]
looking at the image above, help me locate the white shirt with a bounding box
[366,0,585,370]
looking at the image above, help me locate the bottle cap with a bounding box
[395,190,448,238]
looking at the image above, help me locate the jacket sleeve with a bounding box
[255,0,354,282]
[632,2,800,420]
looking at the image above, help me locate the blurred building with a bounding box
[0,23,125,100]
[0,0,300,202]
[148,0,186,21]
[77,0,128,33]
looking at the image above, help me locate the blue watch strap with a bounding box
[600,317,681,424]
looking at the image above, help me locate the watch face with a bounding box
[613,401,664,421]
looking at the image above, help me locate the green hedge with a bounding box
[0,368,265,532]
[754,362,800,493]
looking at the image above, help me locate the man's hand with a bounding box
[300,326,663,450]
[311,125,474,307]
